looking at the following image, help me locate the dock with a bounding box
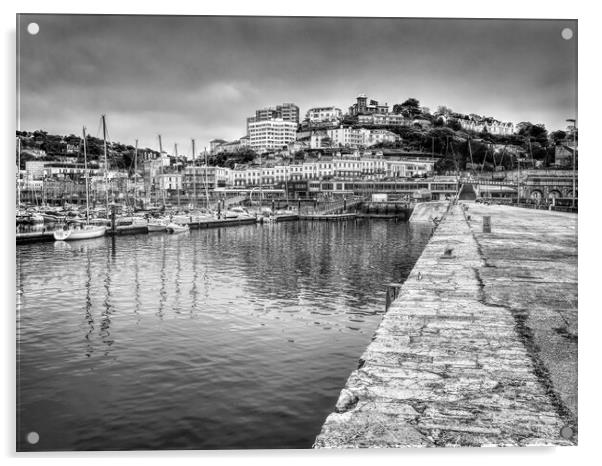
[190,217,258,229]
[314,202,577,448]
[16,230,55,244]
[299,213,358,221]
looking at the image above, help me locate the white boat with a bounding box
[225,206,254,219]
[166,223,189,234]
[53,225,106,241]
[148,218,169,232]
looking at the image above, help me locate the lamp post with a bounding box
[566,118,577,208]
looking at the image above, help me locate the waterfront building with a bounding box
[183,166,231,193]
[25,161,48,180]
[25,160,102,181]
[248,118,298,153]
[348,94,389,116]
[220,156,435,188]
[156,173,182,192]
[305,177,459,200]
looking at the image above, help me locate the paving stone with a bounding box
[314,203,577,448]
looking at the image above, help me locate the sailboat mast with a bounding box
[158,134,166,207]
[134,139,138,208]
[17,137,21,209]
[101,115,110,217]
[174,143,180,208]
[82,126,90,223]
[191,139,196,209]
[204,147,209,209]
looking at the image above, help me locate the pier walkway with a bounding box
[314,203,577,448]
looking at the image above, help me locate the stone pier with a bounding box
[314,203,577,448]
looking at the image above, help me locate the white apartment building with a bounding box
[327,128,365,148]
[305,106,343,123]
[305,128,400,149]
[248,118,298,153]
[458,119,515,135]
[156,173,182,191]
[357,113,410,126]
[215,157,435,187]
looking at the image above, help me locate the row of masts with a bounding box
[17,114,213,218]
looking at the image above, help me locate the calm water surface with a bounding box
[17,220,431,450]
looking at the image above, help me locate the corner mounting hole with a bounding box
[561,28,573,40]
[27,22,39,35]
[26,431,39,444]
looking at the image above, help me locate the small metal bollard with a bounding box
[440,246,456,259]
[483,215,491,233]
[385,283,403,312]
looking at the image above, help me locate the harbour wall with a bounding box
[409,201,450,223]
[314,202,577,448]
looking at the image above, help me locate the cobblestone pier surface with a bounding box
[314,203,577,448]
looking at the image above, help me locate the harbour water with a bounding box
[16,220,431,450]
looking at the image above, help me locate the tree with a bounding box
[550,130,567,145]
[402,98,420,109]
[436,105,452,115]
[517,122,548,145]
[393,98,421,117]
[446,119,462,131]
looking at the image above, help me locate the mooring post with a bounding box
[111,205,116,234]
[385,283,403,312]
[483,215,491,233]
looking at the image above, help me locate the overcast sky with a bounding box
[17,15,577,155]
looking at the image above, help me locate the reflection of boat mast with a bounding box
[174,237,182,311]
[84,246,94,357]
[191,234,198,315]
[102,240,114,349]
[134,247,141,317]
[158,237,167,318]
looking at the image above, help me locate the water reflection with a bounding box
[17,220,431,451]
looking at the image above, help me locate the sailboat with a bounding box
[54,126,106,241]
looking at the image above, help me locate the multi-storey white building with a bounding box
[248,118,298,153]
[156,173,182,191]
[305,128,400,149]
[305,106,343,123]
[357,113,410,126]
[458,118,515,135]
[205,157,435,188]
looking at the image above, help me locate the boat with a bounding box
[53,224,107,241]
[166,223,189,234]
[53,125,107,242]
[148,217,169,232]
[225,206,254,219]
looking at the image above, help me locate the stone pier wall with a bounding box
[314,203,577,448]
